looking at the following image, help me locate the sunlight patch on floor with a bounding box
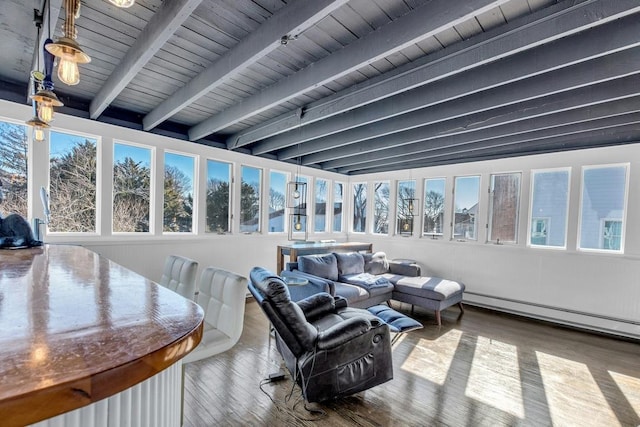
[400,328,462,385]
[465,336,524,419]
[609,371,640,418]
[536,351,619,427]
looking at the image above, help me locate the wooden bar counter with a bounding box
[0,245,204,427]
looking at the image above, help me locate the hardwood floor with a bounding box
[183,300,640,426]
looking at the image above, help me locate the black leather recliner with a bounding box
[248,266,393,403]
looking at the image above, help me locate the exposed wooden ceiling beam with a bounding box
[340,115,640,171]
[142,0,349,131]
[327,98,640,171]
[271,15,640,162]
[344,127,640,174]
[89,0,203,120]
[311,77,640,168]
[188,0,511,143]
[242,0,640,152]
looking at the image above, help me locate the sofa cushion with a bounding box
[394,276,465,301]
[298,254,339,281]
[363,252,390,275]
[333,282,370,304]
[341,273,391,290]
[334,252,365,276]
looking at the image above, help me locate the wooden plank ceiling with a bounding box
[1,0,640,174]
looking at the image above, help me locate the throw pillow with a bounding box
[334,252,365,276]
[364,251,389,275]
[298,253,339,281]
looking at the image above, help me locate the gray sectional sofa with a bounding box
[284,251,465,325]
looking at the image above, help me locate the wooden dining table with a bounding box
[0,244,204,427]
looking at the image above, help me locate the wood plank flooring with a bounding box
[183,300,640,426]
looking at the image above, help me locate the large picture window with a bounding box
[0,120,28,218]
[113,142,151,233]
[314,178,328,232]
[529,169,570,248]
[452,176,480,241]
[488,173,521,244]
[49,130,98,233]
[352,183,367,233]
[240,166,261,233]
[269,170,286,233]
[333,182,343,232]
[424,178,445,238]
[206,160,231,233]
[373,181,389,235]
[579,164,628,252]
[163,152,194,233]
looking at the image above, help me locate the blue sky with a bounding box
[242,165,261,185]
[50,131,96,158]
[165,152,194,185]
[208,159,231,182]
[270,170,286,193]
[454,176,480,211]
[114,142,150,166]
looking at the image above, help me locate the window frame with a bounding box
[487,172,521,245]
[451,175,481,241]
[527,167,571,250]
[577,163,629,254]
[206,158,233,234]
[352,182,367,234]
[314,178,329,233]
[372,180,390,235]
[423,177,446,239]
[162,150,197,234]
[333,181,344,233]
[240,165,263,234]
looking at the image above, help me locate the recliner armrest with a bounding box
[316,316,372,350]
[297,292,336,320]
[389,261,421,276]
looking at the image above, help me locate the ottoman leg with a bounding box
[435,310,441,326]
[458,302,465,313]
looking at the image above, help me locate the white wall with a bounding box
[357,146,640,340]
[3,99,639,339]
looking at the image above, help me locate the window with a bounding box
[452,175,480,240]
[314,178,328,232]
[529,169,570,248]
[206,160,231,233]
[112,143,151,233]
[424,178,445,238]
[49,130,98,233]
[488,173,521,244]
[0,120,28,217]
[373,181,389,234]
[352,183,367,233]
[240,166,262,233]
[579,164,628,252]
[396,180,416,235]
[269,171,286,233]
[333,182,343,232]
[163,152,194,233]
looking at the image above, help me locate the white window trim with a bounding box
[372,180,390,235]
[422,177,446,239]
[267,169,288,234]
[451,175,481,242]
[527,167,571,250]
[487,172,521,245]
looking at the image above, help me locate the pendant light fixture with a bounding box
[31,39,64,123]
[45,0,91,86]
[108,0,135,8]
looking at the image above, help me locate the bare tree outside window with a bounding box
[0,121,28,217]
[424,178,445,237]
[333,182,343,232]
[269,171,286,232]
[49,131,97,233]
[314,178,328,232]
[373,181,389,234]
[352,183,367,232]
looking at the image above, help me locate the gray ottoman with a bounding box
[391,276,465,325]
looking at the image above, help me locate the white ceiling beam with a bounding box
[188,0,511,142]
[89,0,204,120]
[142,0,350,131]
[240,0,640,151]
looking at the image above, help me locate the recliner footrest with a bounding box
[367,305,423,333]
